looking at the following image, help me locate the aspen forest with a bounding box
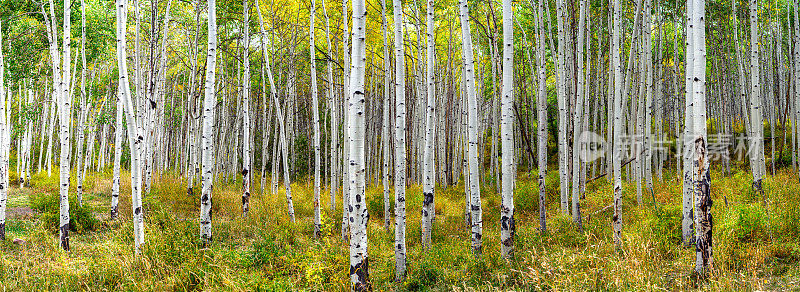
[2,0,800,289]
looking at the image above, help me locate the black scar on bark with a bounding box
[201,193,208,203]
[242,193,250,206]
[134,207,142,216]
[423,192,433,206]
[110,206,118,219]
[187,186,193,197]
[471,204,480,211]
[59,224,70,251]
[241,169,249,176]
[501,215,512,230]
[0,223,5,240]
[349,258,371,292]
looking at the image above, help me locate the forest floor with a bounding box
[1,167,800,290]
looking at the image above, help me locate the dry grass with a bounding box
[0,167,798,290]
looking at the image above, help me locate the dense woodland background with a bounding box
[0,0,798,290]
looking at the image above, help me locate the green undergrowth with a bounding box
[0,167,799,290]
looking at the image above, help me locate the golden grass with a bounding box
[0,167,798,290]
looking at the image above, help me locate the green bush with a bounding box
[644,204,682,256]
[722,204,767,243]
[407,260,442,290]
[30,192,101,234]
[548,215,586,247]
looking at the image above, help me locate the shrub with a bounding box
[722,204,767,243]
[547,215,586,247]
[644,204,682,256]
[30,192,101,234]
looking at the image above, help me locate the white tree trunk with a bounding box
[347,0,370,289]
[322,0,337,212]
[0,20,6,241]
[50,0,73,252]
[689,0,712,273]
[421,0,436,250]
[499,0,515,259]
[255,0,295,222]
[242,0,252,217]
[534,0,547,234]
[380,0,392,232]
[310,0,322,238]
[116,0,145,252]
[749,0,766,192]
[570,0,587,231]
[392,0,407,281]
[200,0,218,246]
[611,0,623,248]
[458,0,482,256]
[111,94,123,220]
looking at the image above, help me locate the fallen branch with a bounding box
[586,148,645,183]
[585,204,614,224]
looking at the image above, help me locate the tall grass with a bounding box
[0,167,798,290]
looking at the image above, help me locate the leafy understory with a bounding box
[0,168,798,290]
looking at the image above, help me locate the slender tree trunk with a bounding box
[242,0,252,217]
[499,0,515,259]
[322,0,337,211]
[393,0,408,281]
[111,94,123,220]
[255,0,295,222]
[535,0,547,234]
[199,0,217,246]
[0,21,6,241]
[570,0,587,232]
[459,0,482,256]
[380,0,392,232]
[611,0,623,248]
[689,0,712,274]
[347,0,370,289]
[749,0,766,192]
[310,0,322,238]
[52,0,73,252]
[421,0,436,250]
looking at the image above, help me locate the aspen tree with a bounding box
[200,0,218,245]
[347,0,370,289]
[242,0,252,217]
[421,0,436,250]
[0,20,5,240]
[689,0,712,274]
[380,0,392,231]
[55,0,73,252]
[117,0,145,252]
[111,94,122,220]
[458,0,482,256]
[322,0,338,211]
[611,0,623,248]
[535,0,547,234]
[749,0,766,192]
[682,0,697,245]
[393,0,408,280]
[76,0,87,206]
[570,0,587,231]
[255,0,295,222]
[499,0,515,258]
[310,0,323,238]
